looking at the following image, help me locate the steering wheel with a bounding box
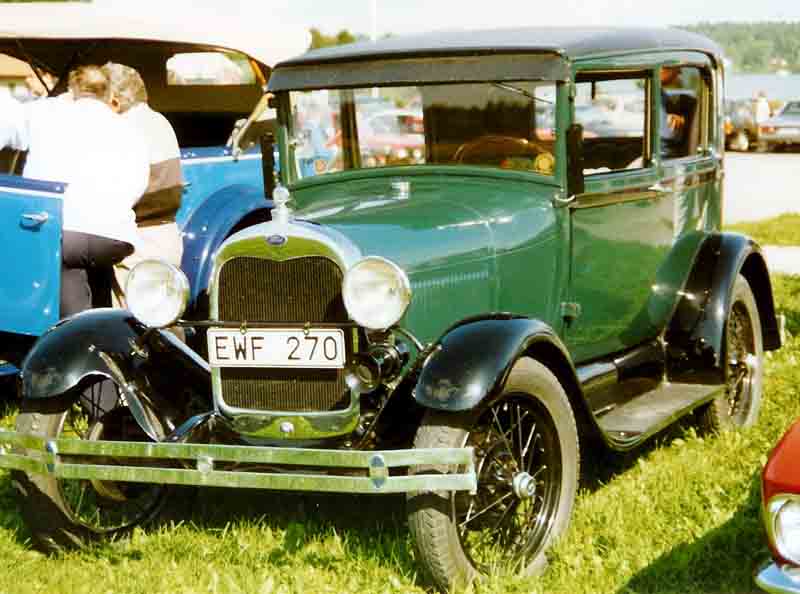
[453,134,550,165]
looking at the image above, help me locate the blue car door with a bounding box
[0,174,63,336]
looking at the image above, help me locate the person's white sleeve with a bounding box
[118,120,151,208]
[0,95,29,150]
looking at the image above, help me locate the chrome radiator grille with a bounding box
[217,256,351,413]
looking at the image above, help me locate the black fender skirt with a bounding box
[20,308,211,440]
[413,315,577,411]
[666,232,780,384]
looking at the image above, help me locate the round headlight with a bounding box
[125,260,189,328]
[342,257,411,330]
[775,498,800,564]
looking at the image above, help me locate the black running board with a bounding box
[596,382,723,450]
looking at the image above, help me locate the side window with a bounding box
[660,66,707,160]
[574,76,648,174]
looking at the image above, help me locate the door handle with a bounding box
[21,212,50,225]
[648,183,671,194]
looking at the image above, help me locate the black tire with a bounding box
[407,358,579,591]
[14,379,171,553]
[699,274,764,432]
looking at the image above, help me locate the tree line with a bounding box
[680,22,800,73]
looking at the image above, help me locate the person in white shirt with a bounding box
[755,91,771,125]
[102,62,184,306]
[0,65,149,317]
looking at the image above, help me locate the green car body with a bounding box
[1,27,781,590]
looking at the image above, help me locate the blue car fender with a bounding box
[181,184,272,305]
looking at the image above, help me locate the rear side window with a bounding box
[574,76,648,174]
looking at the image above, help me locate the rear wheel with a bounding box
[699,274,763,432]
[407,358,579,591]
[14,379,171,553]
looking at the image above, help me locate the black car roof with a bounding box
[277,27,723,67]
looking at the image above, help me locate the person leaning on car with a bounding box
[0,65,149,317]
[103,62,184,306]
[660,66,687,159]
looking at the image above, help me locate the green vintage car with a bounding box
[0,27,781,591]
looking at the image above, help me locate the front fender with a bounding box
[666,232,780,383]
[21,309,211,440]
[181,184,272,306]
[413,315,576,411]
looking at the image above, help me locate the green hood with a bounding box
[291,170,561,342]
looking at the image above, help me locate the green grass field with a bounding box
[727,213,800,246]
[2,276,800,594]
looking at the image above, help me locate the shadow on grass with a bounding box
[580,415,700,492]
[615,469,769,594]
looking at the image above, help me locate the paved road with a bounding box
[723,151,800,274]
[724,151,800,224]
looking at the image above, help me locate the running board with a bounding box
[596,382,723,450]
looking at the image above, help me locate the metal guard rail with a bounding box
[0,430,477,495]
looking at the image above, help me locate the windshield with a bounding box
[288,82,556,180]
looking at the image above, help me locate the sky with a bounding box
[96,0,800,37]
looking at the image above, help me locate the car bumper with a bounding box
[756,562,800,594]
[0,429,476,495]
[760,131,800,145]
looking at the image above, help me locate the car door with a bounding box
[566,70,674,363]
[0,174,63,336]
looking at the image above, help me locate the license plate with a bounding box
[778,128,799,135]
[207,328,346,368]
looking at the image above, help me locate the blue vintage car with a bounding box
[0,4,309,379]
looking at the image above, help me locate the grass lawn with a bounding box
[2,277,800,593]
[727,213,800,246]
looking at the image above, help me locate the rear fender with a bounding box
[21,309,212,441]
[666,232,780,383]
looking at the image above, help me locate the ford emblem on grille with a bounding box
[267,234,287,247]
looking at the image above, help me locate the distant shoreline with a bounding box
[727,73,800,101]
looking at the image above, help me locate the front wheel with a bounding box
[14,379,171,553]
[407,358,579,591]
[699,274,764,432]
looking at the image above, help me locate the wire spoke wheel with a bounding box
[408,358,578,592]
[456,394,563,571]
[724,300,757,423]
[700,274,764,432]
[56,382,167,532]
[16,379,171,551]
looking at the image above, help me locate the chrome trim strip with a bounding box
[0,187,65,199]
[755,562,800,594]
[0,431,476,494]
[574,169,717,210]
[181,154,262,165]
[220,393,361,440]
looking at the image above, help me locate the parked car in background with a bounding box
[0,3,308,381]
[756,419,800,593]
[0,27,781,592]
[759,101,800,152]
[360,108,424,166]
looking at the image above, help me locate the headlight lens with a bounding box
[342,257,411,330]
[775,498,800,563]
[125,260,189,328]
